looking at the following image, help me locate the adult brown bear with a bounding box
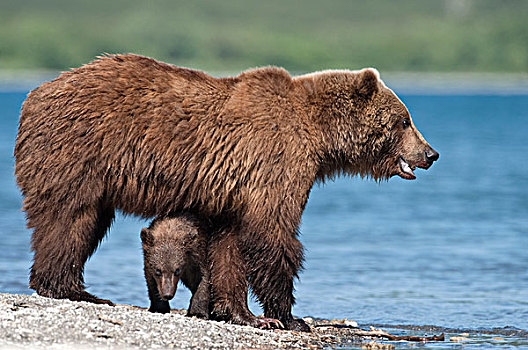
[14,54,438,331]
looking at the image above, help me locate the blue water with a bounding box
[1,92,527,333]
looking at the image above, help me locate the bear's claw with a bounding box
[255,317,284,330]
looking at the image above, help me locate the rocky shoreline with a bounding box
[4,293,518,349]
[0,293,372,349]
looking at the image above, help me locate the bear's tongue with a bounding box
[399,157,415,179]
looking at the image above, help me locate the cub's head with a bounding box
[298,68,438,181]
[141,216,200,301]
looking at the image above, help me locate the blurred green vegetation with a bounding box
[0,0,526,73]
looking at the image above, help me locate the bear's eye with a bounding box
[174,268,181,276]
[402,118,411,129]
[155,269,162,277]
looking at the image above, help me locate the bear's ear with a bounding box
[140,228,154,246]
[358,68,379,98]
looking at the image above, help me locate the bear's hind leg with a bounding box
[29,201,115,305]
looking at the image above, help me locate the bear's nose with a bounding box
[425,148,439,164]
[162,293,174,301]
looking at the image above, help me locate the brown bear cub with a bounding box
[141,213,210,318]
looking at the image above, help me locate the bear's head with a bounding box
[141,216,200,301]
[299,68,438,181]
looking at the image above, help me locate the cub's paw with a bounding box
[148,300,171,314]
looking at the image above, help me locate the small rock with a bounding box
[450,336,474,342]
[361,341,394,350]
[344,319,358,327]
[302,317,314,324]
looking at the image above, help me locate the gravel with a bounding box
[3,293,523,349]
[0,293,366,349]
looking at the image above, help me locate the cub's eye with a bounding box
[155,269,162,277]
[174,268,181,276]
[402,118,411,129]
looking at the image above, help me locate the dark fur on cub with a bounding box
[141,213,210,318]
[14,54,438,331]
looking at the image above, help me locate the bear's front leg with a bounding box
[208,226,282,329]
[243,225,311,332]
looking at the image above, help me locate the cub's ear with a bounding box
[358,68,379,98]
[140,228,154,246]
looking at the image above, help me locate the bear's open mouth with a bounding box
[398,157,416,180]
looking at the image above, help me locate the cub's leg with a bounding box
[182,263,210,319]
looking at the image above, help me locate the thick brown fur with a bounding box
[141,213,210,318]
[14,54,438,331]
